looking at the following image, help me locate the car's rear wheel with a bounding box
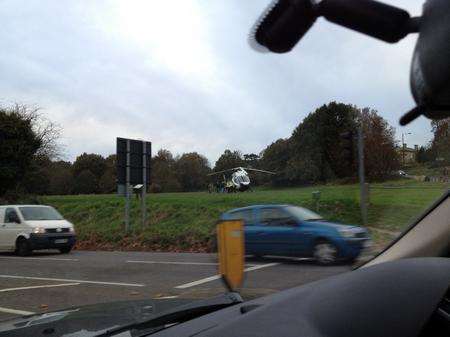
[59,246,72,254]
[313,240,338,265]
[16,238,31,257]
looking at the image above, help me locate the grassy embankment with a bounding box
[41,179,447,253]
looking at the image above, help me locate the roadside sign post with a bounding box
[358,126,368,225]
[217,220,244,291]
[125,139,131,232]
[142,142,147,228]
[117,137,151,232]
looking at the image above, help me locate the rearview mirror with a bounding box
[403,0,450,124]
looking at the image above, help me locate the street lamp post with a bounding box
[401,132,412,166]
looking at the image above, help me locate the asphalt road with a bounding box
[0,250,351,321]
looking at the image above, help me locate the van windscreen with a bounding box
[19,207,64,221]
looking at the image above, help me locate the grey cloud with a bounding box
[0,0,431,164]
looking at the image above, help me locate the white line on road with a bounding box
[0,283,80,292]
[127,260,219,266]
[154,295,179,299]
[0,275,145,287]
[0,306,34,316]
[126,260,259,267]
[240,263,280,272]
[175,275,222,289]
[0,256,79,262]
[175,263,279,289]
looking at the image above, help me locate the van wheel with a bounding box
[16,238,31,257]
[59,247,72,254]
[313,240,338,265]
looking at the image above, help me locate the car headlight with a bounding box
[339,228,356,238]
[32,227,46,234]
[69,227,76,234]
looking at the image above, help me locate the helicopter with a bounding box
[208,167,275,193]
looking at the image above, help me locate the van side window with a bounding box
[5,208,20,223]
[228,210,254,226]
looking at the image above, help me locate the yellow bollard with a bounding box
[217,220,244,291]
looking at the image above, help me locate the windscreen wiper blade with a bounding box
[95,292,243,337]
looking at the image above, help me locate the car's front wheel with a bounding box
[313,240,338,265]
[16,238,31,257]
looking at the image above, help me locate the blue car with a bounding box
[220,204,371,264]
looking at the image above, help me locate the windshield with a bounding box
[0,0,448,333]
[19,207,64,221]
[287,206,323,221]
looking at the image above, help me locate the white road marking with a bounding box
[127,260,218,266]
[0,256,78,262]
[126,260,258,266]
[175,263,279,289]
[0,306,34,316]
[0,275,145,287]
[0,283,80,292]
[154,295,179,299]
[240,263,280,272]
[175,275,222,289]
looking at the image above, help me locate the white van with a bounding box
[0,205,76,256]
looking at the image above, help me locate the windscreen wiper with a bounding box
[95,292,243,337]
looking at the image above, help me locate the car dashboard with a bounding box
[152,258,450,337]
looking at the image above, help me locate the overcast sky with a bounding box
[1,0,430,165]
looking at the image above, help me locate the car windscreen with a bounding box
[19,206,64,221]
[286,206,323,221]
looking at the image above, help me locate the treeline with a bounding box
[2,102,449,198]
[416,119,450,165]
[261,103,400,185]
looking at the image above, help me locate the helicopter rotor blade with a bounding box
[207,167,242,176]
[243,168,276,175]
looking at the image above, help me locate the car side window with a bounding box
[260,208,297,227]
[5,208,20,224]
[228,210,254,226]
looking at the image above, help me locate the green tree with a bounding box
[21,156,52,195]
[48,161,74,195]
[261,139,291,186]
[98,154,117,193]
[213,150,244,172]
[99,170,116,193]
[72,153,107,180]
[151,149,181,192]
[73,169,97,194]
[359,108,399,180]
[0,106,42,195]
[289,102,359,183]
[243,153,260,168]
[175,152,211,191]
[431,118,450,164]
[417,145,436,164]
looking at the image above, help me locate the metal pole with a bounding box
[125,139,130,232]
[402,133,405,166]
[142,142,147,228]
[358,126,367,225]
